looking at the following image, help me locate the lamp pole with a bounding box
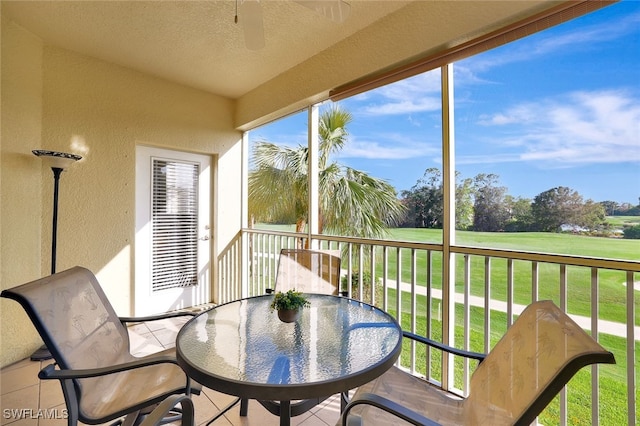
[50,167,63,274]
[32,149,82,360]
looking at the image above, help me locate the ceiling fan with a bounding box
[235,0,351,50]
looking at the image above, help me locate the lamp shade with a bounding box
[33,150,82,169]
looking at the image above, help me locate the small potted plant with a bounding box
[270,289,310,323]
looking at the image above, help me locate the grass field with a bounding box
[606,215,640,227]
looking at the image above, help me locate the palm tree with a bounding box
[248,106,405,239]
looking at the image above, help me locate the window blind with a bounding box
[152,159,199,291]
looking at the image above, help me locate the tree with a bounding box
[248,106,405,239]
[600,200,619,216]
[531,186,584,232]
[504,196,534,231]
[400,168,443,228]
[456,175,475,230]
[579,200,607,230]
[472,173,509,232]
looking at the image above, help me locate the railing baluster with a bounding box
[590,267,600,426]
[463,253,471,395]
[380,245,387,311]
[626,270,636,426]
[347,243,353,298]
[358,244,364,301]
[396,247,402,326]
[426,250,432,381]
[410,248,417,373]
[370,245,376,306]
[532,261,539,303]
[559,264,567,426]
[507,258,514,327]
[484,256,491,353]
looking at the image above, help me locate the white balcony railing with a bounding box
[218,228,639,426]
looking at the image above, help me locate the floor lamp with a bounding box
[31,149,82,361]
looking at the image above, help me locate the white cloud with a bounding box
[469,90,640,166]
[361,98,440,115]
[351,71,442,116]
[465,10,640,73]
[337,134,437,160]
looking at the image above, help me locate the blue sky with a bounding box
[249,1,640,205]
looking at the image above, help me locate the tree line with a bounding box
[399,168,639,236]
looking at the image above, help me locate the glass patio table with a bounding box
[176,294,402,426]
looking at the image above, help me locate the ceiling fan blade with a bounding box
[239,0,265,50]
[294,0,351,23]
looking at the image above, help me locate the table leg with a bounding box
[240,398,249,416]
[279,400,291,426]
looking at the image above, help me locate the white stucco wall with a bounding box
[41,47,241,315]
[0,16,46,366]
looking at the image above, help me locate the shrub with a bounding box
[622,225,640,239]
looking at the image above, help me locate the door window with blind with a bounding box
[151,159,199,290]
[135,146,211,315]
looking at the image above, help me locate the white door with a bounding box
[135,146,211,315]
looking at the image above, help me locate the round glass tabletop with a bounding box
[176,294,402,401]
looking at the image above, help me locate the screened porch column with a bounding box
[441,63,456,391]
[308,104,320,249]
[241,131,250,298]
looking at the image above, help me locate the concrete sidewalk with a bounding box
[385,280,639,340]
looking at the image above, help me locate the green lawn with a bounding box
[607,215,640,227]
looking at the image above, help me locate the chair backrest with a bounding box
[464,300,615,425]
[274,249,341,295]
[1,266,132,371]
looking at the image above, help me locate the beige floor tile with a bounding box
[39,379,65,410]
[38,416,68,426]
[127,322,151,334]
[151,327,183,347]
[296,414,331,426]
[0,359,33,373]
[188,391,227,426]
[311,397,341,426]
[129,331,165,356]
[145,317,190,333]
[0,361,40,395]
[0,385,39,426]
[0,419,37,426]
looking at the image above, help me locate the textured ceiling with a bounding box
[2,1,410,99]
[2,1,568,104]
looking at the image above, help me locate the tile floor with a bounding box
[0,316,342,426]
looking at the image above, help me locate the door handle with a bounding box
[199,235,210,241]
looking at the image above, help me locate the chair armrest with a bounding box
[119,311,197,324]
[140,394,195,426]
[38,355,182,380]
[403,331,486,363]
[341,392,442,426]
